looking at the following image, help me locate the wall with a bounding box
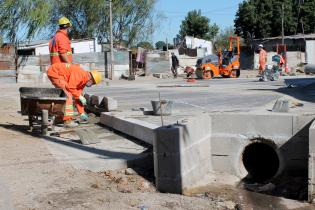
[0,45,16,83]
[145,49,206,75]
[306,40,315,65]
[17,50,130,83]
[254,51,305,70]
[145,51,171,75]
[23,39,102,56]
[104,51,131,78]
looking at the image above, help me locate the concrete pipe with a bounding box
[241,140,281,182]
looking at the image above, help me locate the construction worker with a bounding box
[47,63,102,127]
[258,44,267,75]
[171,52,179,78]
[49,17,73,65]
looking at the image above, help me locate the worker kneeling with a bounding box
[47,63,102,127]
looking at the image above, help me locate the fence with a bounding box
[0,45,16,83]
[17,50,131,83]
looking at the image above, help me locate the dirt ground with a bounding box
[0,80,314,210]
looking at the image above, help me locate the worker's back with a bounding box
[47,63,89,88]
[49,30,73,64]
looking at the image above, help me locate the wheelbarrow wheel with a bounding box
[41,109,49,135]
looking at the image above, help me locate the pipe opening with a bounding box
[243,142,279,182]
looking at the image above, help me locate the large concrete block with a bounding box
[210,113,314,180]
[211,113,294,138]
[103,96,118,111]
[90,95,103,107]
[309,121,315,202]
[100,112,158,145]
[154,114,211,194]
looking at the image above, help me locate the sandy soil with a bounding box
[0,82,314,210]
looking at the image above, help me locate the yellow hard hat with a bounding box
[58,17,72,27]
[90,70,102,85]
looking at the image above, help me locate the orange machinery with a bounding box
[195,36,241,79]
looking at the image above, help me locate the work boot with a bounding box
[64,120,78,128]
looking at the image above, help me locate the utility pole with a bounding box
[109,0,114,80]
[281,4,284,45]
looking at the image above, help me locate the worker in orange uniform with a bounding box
[258,44,267,76]
[49,17,73,65]
[47,63,102,127]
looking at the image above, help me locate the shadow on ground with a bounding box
[0,122,154,183]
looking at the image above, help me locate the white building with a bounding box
[184,36,213,55]
[17,38,102,56]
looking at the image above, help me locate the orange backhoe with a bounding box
[195,36,241,79]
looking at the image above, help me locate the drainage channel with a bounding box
[242,141,280,182]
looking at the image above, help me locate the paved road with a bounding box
[87,77,285,113]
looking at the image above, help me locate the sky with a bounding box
[152,0,244,44]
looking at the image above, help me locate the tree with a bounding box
[214,27,236,50]
[179,10,219,41]
[137,41,154,50]
[234,0,315,39]
[0,0,159,46]
[155,41,165,49]
[0,0,51,43]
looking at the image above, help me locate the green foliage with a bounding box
[155,41,166,49]
[235,0,315,39]
[0,0,158,46]
[179,10,219,41]
[214,27,236,51]
[137,41,154,50]
[0,0,51,43]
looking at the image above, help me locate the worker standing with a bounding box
[47,63,102,127]
[171,52,179,78]
[258,44,267,76]
[49,17,73,65]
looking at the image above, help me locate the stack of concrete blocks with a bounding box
[309,121,315,202]
[84,94,118,113]
[154,114,211,194]
[17,55,50,83]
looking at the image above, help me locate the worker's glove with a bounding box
[80,113,89,121]
[79,95,87,106]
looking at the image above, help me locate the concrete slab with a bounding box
[100,112,159,145]
[44,126,150,172]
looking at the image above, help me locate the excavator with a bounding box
[194,36,241,79]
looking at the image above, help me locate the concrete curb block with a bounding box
[84,94,118,114]
[100,112,159,145]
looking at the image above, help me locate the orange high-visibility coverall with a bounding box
[49,30,73,65]
[259,49,267,72]
[47,63,90,121]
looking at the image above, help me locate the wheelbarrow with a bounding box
[19,87,67,135]
[19,87,101,145]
